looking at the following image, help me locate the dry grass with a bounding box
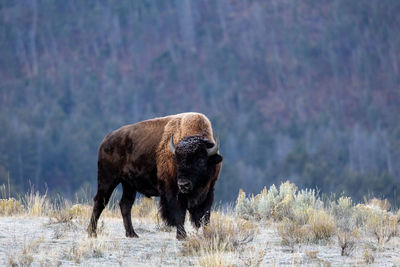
[198,252,236,267]
[0,185,52,218]
[49,203,92,225]
[23,187,51,217]
[0,198,24,216]
[7,236,44,267]
[304,250,319,259]
[62,238,107,264]
[309,209,336,241]
[132,197,158,221]
[238,247,266,267]
[277,208,336,251]
[181,211,258,255]
[363,249,375,264]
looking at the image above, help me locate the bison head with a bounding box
[170,135,223,194]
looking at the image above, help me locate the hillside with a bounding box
[1,0,400,202]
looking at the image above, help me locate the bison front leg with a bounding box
[159,193,187,240]
[189,188,214,228]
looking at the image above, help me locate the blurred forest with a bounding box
[1,0,400,204]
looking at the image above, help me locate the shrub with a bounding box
[353,204,372,227]
[330,196,353,219]
[256,185,278,219]
[354,202,398,244]
[272,194,295,221]
[337,231,356,256]
[296,189,322,210]
[366,210,398,244]
[236,181,323,222]
[368,198,391,211]
[277,208,336,250]
[309,209,336,242]
[235,189,255,220]
[277,218,312,251]
[278,181,297,200]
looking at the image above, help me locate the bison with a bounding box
[87,112,223,239]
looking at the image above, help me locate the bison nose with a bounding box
[178,180,192,193]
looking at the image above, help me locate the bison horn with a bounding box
[207,137,219,156]
[170,134,176,155]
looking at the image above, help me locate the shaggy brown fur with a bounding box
[88,112,222,239]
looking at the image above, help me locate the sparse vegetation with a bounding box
[7,236,44,267]
[1,182,399,265]
[236,181,400,260]
[65,239,105,264]
[238,181,335,251]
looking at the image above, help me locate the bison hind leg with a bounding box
[88,180,119,238]
[120,181,139,238]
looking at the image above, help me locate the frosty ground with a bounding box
[1,214,399,266]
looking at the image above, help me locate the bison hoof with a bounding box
[126,231,139,238]
[176,232,187,240]
[88,231,97,238]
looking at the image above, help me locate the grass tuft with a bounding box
[0,198,24,216]
[7,236,44,267]
[198,252,236,267]
[132,197,158,221]
[23,186,51,217]
[363,249,375,264]
[182,211,258,255]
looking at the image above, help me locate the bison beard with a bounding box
[87,113,222,240]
